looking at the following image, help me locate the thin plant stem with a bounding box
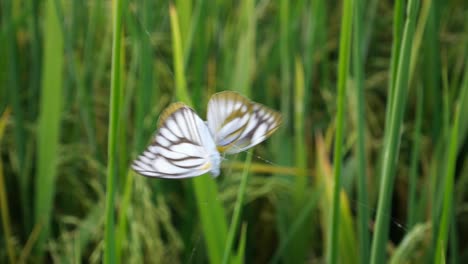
[222,150,253,264]
[353,0,370,262]
[104,0,124,262]
[370,1,420,263]
[326,0,354,262]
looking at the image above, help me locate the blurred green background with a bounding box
[1,0,467,263]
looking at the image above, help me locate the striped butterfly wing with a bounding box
[132,102,221,178]
[207,91,282,154]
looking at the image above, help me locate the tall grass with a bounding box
[170,5,228,264]
[434,93,460,263]
[2,0,30,233]
[34,0,64,256]
[370,0,420,262]
[1,1,467,263]
[104,0,124,262]
[327,0,354,262]
[222,150,253,264]
[352,0,370,262]
[434,61,468,263]
[0,109,15,263]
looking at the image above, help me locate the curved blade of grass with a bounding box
[279,0,291,128]
[80,0,104,161]
[384,0,404,130]
[390,223,431,264]
[317,135,358,264]
[191,177,228,264]
[376,0,403,199]
[457,43,468,150]
[369,0,420,263]
[407,84,423,228]
[26,0,41,121]
[232,223,247,264]
[222,150,253,264]
[230,0,255,97]
[104,0,124,262]
[170,5,227,264]
[285,57,310,262]
[175,0,191,52]
[326,0,354,262]
[3,0,30,232]
[423,1,443,141]
[434,62,468,264]
[169,4,192,106]
[0,108,15,263]
[34,0,64,256]
[294,57,307,204]
[116,169,132,263]
[352,0,370,262]
[133,0,157,152]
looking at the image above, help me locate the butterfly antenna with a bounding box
[349,197,409,233]
[229,145,280,167]
[221,153,228,161]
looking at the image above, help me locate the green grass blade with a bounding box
[376,0,404,198]
[369,1,420,263]
[170,5,227,264]
[390,223,431,264]
[433,107,459,264]
[169,4,192,106]
[34,0,64,257]
[407,84,423,228]
[423,2,443,141]
[26,0,41,121]
[175,0,191,51]
[104,0,124,262]
[279,0,291,128]
[284,57,309,262]
[434,60,468,264]
[385,0,404,124]
[293,57,307,204]
[232,223,247,264]
[222,150,253,264]
[134,0,157,152]
[230,0,255,97]
[2,0,30,233]
[116,169,132,263]
[0,109,15,264]
[192,177,228,264]
[352,0,370,262]
[457,46,468,151]
[326,0,354,262]
[405,0,433,229]
[80,0,103,161]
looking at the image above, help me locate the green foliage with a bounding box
[370,0,420,263]
[104,0,124,262]
[327,0,354,262]
[0,0,467,263]
[34,0,64,256]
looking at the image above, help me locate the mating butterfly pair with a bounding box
[131,91,282,179]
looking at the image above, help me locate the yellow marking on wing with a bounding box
[211,91,253,129]
[209,90,283,153]
[200,161,212,171]
[157,102,192,128]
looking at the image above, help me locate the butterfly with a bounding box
[131,91,282,179]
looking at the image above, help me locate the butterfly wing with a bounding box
[207,91,282,154]
[132,102,220,178]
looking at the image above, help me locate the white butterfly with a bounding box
[131,91,282,179]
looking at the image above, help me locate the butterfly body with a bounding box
[132,91,281,179]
